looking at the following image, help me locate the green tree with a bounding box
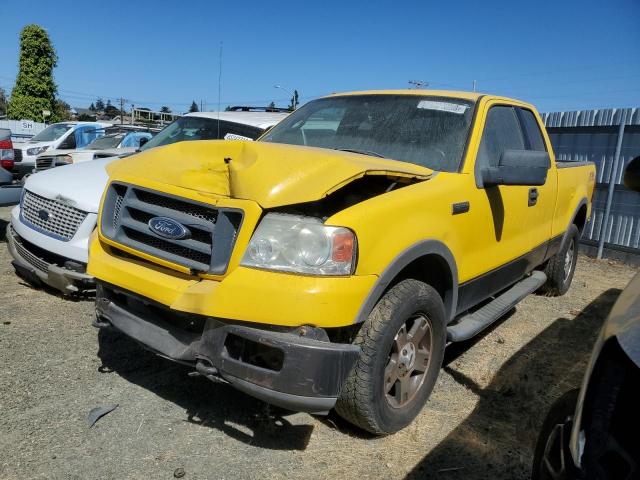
[53,99,71,121]
[104,104,119,118]
[0,87,7,116]
[95,98,105,111]
[267,101,276,109]
[7,25,59,121]
[189,100,199,113]
[160,106,171,113]
[89,102,96,111]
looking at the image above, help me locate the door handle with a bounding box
[528,188,539,206]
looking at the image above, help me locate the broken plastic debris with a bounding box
[87,404,119,428]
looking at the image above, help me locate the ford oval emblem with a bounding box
[148,217,190,240]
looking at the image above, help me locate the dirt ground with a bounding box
[0,204,637,480]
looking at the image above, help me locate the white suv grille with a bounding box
[21,190,88,241]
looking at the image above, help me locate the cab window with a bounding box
[476,106,525,169]
[518,108,547,152]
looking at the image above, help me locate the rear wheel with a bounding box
[335,279,446,435]
[542,224,579,296]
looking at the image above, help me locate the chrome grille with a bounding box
[101,182,243,274]
[21,190,89,241]
[35,156,55,172]
[10,226,50,273]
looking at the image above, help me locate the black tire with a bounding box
[531,389,580,480]
[542,224,579,296]
[335,279,446,435]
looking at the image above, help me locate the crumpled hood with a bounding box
[24,156,118,213]
[106,140,433,208]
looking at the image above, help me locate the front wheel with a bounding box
[335,279,446,435]
[541,224,580,296]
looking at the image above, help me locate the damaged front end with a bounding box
[94,283,360,414]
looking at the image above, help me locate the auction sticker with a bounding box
[417,100,468,114]
[224,133,254,141]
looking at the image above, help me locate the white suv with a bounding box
[6,110,288,295]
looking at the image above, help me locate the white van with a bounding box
[11,121,111,177]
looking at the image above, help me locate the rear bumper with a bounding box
[94,282,360,414]
[6,224,95,294]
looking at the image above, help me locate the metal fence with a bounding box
[543,108,640,262]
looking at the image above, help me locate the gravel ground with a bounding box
[0,204,637,480]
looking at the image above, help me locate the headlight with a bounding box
[56,155,73,165]
[26,146,48,156]
[241,213,356,275]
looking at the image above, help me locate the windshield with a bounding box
[86,134,124,150]
[31,123,74,142]
[260,95,476,172]
[140,116,263,151]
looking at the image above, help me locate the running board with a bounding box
[447,271,547,342]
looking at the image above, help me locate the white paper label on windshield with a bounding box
[224,133,254,141]
[417,100,468,114]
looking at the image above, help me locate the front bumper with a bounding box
[94,282,360,414]
[6,224,95,294]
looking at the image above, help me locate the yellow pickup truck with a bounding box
[89,90,595,434]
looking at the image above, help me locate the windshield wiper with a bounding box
[335,148,385,158]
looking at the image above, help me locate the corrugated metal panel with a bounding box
[542,107,640,128]
[544,108,640,254]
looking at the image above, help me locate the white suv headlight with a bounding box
[241,213,356,275]
[26,146,48,156]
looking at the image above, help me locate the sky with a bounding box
[1,0,639,115]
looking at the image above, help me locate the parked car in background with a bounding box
[6,109,288,295]
[87,90,595,434]
[532,156,640,480]
[0,128,21,206]
[34,126,155,172]
[10,121,111,178]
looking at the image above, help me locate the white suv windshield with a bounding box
[31,123,74,142]
[140,116,263,151]
[260,95,476,172]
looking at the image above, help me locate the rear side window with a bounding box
[518,108,546,152]
[476,106,525,169]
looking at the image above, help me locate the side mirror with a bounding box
[138,137,149,148]
[482,150,549,187]
[624,156,640,193]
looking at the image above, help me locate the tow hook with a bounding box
[189,360,226,384]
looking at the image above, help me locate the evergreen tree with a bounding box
[89,102,96,111]
[95,98,105,111]
[7,25,59,121]
[189,101,199,113]
[160,106,171,113]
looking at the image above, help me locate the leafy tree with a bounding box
[288,90,299,111]
[104,104,120,118]
[0,87,7,116]
[77,113,96,121]
[89,102,96,111]
[7,25,59,121]
[53,99,71,121]
[267,101,276,109]
[189,100,199,113]
[160,106,171,113]
[106,99,112,108]
[95,98,105,111]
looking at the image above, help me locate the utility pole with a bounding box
[200,99,203,112]
[130,104,134,125]
[119,98,126,125]
[408,80,429,89]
